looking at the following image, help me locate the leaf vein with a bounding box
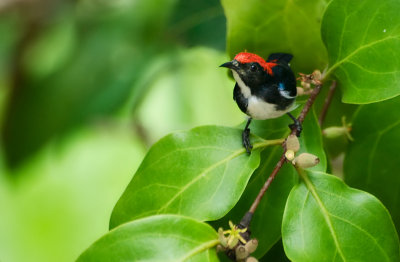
[300,191,310,260]
[327,35,400,77]
[157,148,247,213]
[180,239,220,262]
[346,61,400,76]
[329,213,391,261]
[300,171,346,261]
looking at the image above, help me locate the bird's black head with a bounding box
[220,52,276,88]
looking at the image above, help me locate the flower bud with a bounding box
[235,245,249,260]
[322,126,348,139]
[286,134,300,152]
[246,257,259,262]
[323,116,354,141]
[245,239,258,254]
[285,150,295,161]
[296,87,305,96]
[301,81,311,89]
[292,153,320,168]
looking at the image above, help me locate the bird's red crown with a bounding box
[234,52,277,75]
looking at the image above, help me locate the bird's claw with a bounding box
[242,128,253,154]
[289,119,302,137]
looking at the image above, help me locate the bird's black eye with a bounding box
[250,63,257,72]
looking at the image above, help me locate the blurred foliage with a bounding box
[0,125,145,262]
[0,0,228,167]
[136,47,243,143]
[0,0,236,261]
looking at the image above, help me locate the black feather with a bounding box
[233,83,248,114]
[266,53,293,64]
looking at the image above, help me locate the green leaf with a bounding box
[221,0,329,73]
[212,108,326,258]
[110,125,283,229]
[78,215,219,262]
[282,170,400,262]
[344,96,400,234]
[322,0,400,103]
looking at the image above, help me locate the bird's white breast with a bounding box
[247,96,291,120]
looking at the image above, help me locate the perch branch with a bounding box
[239,82,323,232]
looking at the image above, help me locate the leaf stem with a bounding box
[240,81,323,232]
[252,138,285,150]
[318,81,337,126]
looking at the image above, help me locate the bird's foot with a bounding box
[242,128,253,154]
[289,119,302,137]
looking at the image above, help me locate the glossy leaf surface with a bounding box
[344,96,400,233]
[110,126,281,228]
[212,109,326,258]
[283,171,400,262]
[221,0,329,73]
[322,0,400,103]
[78,215,219,262]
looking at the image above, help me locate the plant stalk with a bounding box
[239,82,323,233]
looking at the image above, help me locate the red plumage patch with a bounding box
[234,52,277,75]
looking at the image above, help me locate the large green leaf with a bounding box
[322,0,400,103]
[283,170,400,262]
[212,109,326,258]
[110,125,282,229]
[78,215,219,262]
[344,96,400,234]
[221,0,329,73]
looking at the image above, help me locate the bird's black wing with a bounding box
[266,53,293,65]
[233,83,248,114]
[257,83,296,111]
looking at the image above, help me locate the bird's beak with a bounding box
[220,61,234,69]
[220,60,239,70]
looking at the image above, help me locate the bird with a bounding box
[220,52,300,154]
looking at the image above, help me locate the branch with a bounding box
[249,153,286,214]
[239,81,323,232]
[318,81,337,126]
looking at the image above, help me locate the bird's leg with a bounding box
[287,112,302,137]
[242,118,253,154]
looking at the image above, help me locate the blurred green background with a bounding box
[0,0,244,261]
